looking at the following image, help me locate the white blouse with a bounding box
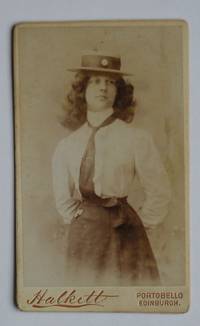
[52,118,171,228]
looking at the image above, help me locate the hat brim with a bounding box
[67,67,132,76]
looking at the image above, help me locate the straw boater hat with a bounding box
[68,51,132,76]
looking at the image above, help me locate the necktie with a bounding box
[79,114,116,196]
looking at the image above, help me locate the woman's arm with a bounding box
[52,138,81,224]
[133,129,171,229]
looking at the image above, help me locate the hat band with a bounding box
[81,55,121,71]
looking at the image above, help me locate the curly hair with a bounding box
[62,71,136,130]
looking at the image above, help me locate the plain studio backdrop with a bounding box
[15,22,186,286]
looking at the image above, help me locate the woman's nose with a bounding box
[99,80,107,91]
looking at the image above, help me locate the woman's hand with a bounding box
[73,207,84,219]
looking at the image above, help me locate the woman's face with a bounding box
[85,74,117,112]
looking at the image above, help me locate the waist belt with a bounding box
[82,194,129,228]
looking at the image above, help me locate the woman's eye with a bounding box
[88,78,95,84]
[88,78,115,85]
[95,78,100,84]
[89,78,100,84]
[105,79,115,85]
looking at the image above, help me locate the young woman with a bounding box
[52,52,171,286]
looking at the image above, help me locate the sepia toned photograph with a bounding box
[14,20,189,312]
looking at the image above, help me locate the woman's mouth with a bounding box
[97,95,107,100]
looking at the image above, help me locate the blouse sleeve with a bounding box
[133,129,171,229]
[52,138,81,224]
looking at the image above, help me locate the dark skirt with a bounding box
[66,198,160,286]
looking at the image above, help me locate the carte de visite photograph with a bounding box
[14,20,189,312]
